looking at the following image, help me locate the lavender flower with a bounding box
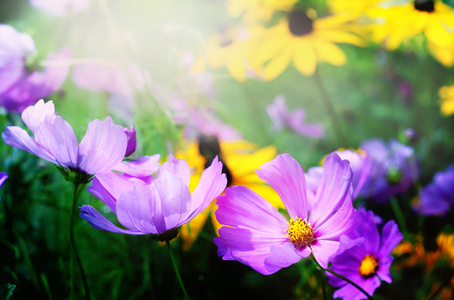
[1,48,71,112]
[89,155,161,214]
[2,100,127,182]
[79,155,227,241]
[214,153,355,274]
[267,95,324,139]
[414,165,454,216]
[124,125,137,157]
[327,209,403,300]
[0,24,35,69]
[360,139,419,203]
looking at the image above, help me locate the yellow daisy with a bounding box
[176,137,283,250]
[367,0,454,50]
[227,0,297,23]
[250,8,365,80]
[205,26,264,82]
[428,38,454,66]
[439,85,454,116]
[327,0,380,19]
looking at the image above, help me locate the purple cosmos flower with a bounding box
[360,139,419,203]
[79,155,227,240]
[124,125,137,157]
[327,209,403,300]
[1,48,71,112]
[29,0,90,16]
[0,172,7,189]
[2,99,127,182]
[414,165,454,216]
[267,95,324,139]
[0,24,35,69]
[214,153,355,274]
[89,155,161,214]
[306,149,372,204]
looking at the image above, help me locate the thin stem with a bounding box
[318,267,328,300]
[312,69,347,146]
[324,268,374,300]
[390,197,408,235]
[166,240,189,300]
[69,183,91,300]
[313,258,374,300]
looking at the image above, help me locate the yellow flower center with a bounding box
[414,0,434,12]
[359,255,379,278]
[286,217,314,248]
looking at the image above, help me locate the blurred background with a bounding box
[1,0,454,299]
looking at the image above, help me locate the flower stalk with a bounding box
[69,183,91,300]
[312,69,347,146]
[314,256,374,300]
[166,240,189,300]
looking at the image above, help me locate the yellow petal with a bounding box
[262,47,293,80]
[312,39,346,66]
[315,29,366,47]
[293,39,317,76]
[226,57,247,82]
[425,16,453,47]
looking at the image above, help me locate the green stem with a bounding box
[166,240,189,300]
[313,258,374,300]
[69,183,91,300]
[312,70,347,146]
[390,197,408,235]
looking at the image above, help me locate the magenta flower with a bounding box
[29,0,90,16]
[2,99,127,182]
[79,155,227,240]
[214,153,355,274]
[0,172,7,189]
[1,48,71,112]
[414,165,454,216]
[124,125,137,157]
[327,209,403,300]
[267,95,324,139]
[361,139,419,203]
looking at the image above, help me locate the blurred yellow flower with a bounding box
[250,9,365,80]
[429,39,454,67]
[327,0,379,19]
[437,233,454,264]
[227,0,296,23]
[176,138,283,250]
[206,26,264,82]
[439,85,454,116]
[367,0,454,51]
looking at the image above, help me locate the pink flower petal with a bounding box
[2,126,56,163]
[157,154,190,186]
[78,116,127,174]
[310,153,353,228]
[256,153,308,219]
[34,115,79,169]
[182,156,227,222]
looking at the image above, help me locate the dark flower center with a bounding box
[414,0,435,12]
[288,9,314,36]
[218,33,233,47]
[199,135,233,186]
